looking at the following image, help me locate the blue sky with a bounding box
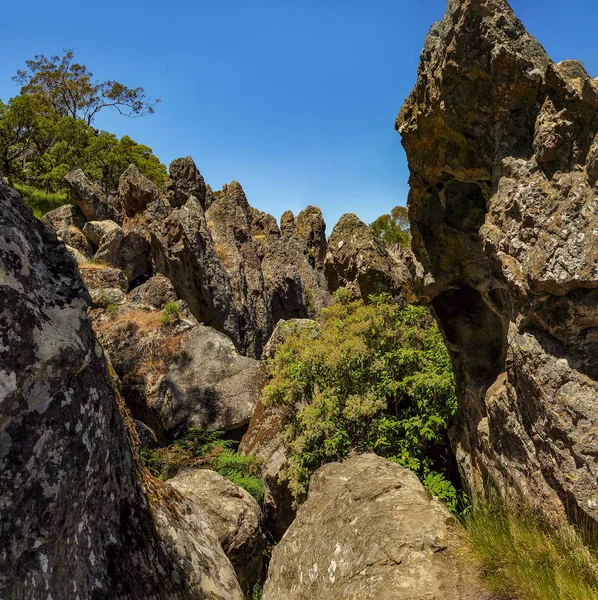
[1,0,597,228]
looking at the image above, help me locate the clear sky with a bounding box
[1,0,597,228]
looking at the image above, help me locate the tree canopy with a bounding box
[0,50,165,197]
[370,205,411,248]
[14,50,159,125]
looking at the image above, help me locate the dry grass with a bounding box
[214,242,235,269]
[465,497,598,599]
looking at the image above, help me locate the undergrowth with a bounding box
[263,290,459,509]
[141,429,265,503]
[465,495,598,599]
[14,183,68,218]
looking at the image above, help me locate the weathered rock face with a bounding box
[169,468,266,596]
[397,0,598,521]
[0,183,243,599]
[65,168,121,223]
[325,213,414,301]
[146,325,267,435]
[94,299,265,439]
[262,454,488,600]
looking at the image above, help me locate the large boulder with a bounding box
[82,219,121,245]
[147,325,267,435]
[0,182,243,599]
[42,203,94,257]
[129,273,179,308]
[262,454,488,600]
[396,0,598,522]
[169,468,266,596]
[325,213,413,301]
[94,225,151,286]
[95,306,265,439]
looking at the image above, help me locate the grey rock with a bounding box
[396,0,598,522]
[166,156,207,209]
[82,219,121,245]
[325,213,413,301]
[0,182,243,599]
[169,468,266,596]
[262,454,489,600]
[129,274,179,308]
[134,419,159,449]
[262,318,320,360]
[148,325,267,435]
[94,226,151,286]
[42,203,94,257]
[118,164,161,217]
[64,168,120,223]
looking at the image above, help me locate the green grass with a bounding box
[14,184,68,219]
[159,301,181,326]
[465,497,598,599]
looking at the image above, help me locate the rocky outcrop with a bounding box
[169,468,266,596]
[65,168,121,223]
[59,157,410,362]
[397,0,598,522]
[0,182,243,599]
[119,164,160,216]
[325,213,413,301]
[262,454,488,599]
[94,299,265,439]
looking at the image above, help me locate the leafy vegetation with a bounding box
[141,429,265,503]
[263,290,458,508]
[369,205,411,248]
[159,301,181,326]
[1,50,166,211]
[465,495,598,599]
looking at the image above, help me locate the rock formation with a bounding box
[325,213,414,301]
[52,157,411,360]
[169,468,266,596]
[262,454,489,599]
[92,295,265,440]
[397,0,598,522]
[0,183,243,599]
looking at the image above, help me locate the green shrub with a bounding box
[263,293,458,507]
[252,583,264,600]
[465,494,598,599]
[14,183,68,219]
[141,429,265,503]
[159,301,180,326]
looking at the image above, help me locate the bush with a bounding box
[465,494,598,599]
[263,293,458,507]
[141,429,265,503]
